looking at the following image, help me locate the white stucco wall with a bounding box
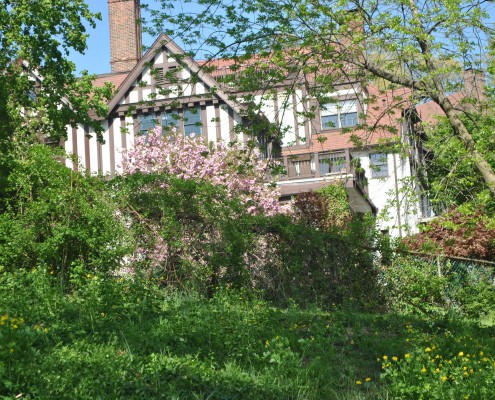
[355,150,422,237]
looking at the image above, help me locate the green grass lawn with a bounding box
[1,268,494,399]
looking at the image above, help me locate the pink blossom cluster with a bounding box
[122,126,286,216]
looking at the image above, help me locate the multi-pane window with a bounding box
[370,153,389,178]
[183,108,202,137]
[321,100,358,130]
[139,108,202,137]
[319,152,346,175]
[162,111,179,133]
[138,114,157,135]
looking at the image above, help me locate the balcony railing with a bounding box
[279,149,367,194]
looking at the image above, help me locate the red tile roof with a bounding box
[415,92,465,124]
[91,71,128,89]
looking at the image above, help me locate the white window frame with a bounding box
[370,153,389,178]
[321,99,358,130]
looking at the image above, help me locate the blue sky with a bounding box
[70,1,495,76]
[69,0,110,75]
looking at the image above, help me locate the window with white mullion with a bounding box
[319,152,346,175]
[370,153,389,178]
[321,99,358,130]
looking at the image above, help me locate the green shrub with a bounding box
[0,145,130,287]
[382,256,449,317]
[383,255,495,319]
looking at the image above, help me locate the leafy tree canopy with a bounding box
[0,0,113,202]
[144,0,495,196]
[0,0,112,142]
[420,112,495,213]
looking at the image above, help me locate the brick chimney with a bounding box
[108,0,142,73]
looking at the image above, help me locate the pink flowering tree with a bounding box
[123,126,285,216]
[117,126,290,288]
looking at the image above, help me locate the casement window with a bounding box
[318,152,346,175]
[321,99,358,130]
[370,153,389,178]
[139,108,202,137]
[183,108,202,137]
[138,114,157,135]
[162,111,179,132]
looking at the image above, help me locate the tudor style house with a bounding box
[64,0,432,237]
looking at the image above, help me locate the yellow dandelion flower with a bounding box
[392,356,398,361]
[441,376,448,382]
[365,377,371,382]
[435,368,440,373]
[480,351,484,356]
[405,353,411,358]
[421,367,427,373]
[356,381,362,385]
[463,366,467,371]
[458,351,464,357]
[464,372,468,376]
[383,355,388,360]
[426,347,432,352]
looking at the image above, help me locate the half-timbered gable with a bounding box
[65,34,246,175]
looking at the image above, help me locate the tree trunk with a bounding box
[435,94,495,195]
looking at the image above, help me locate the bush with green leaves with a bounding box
[382,256,450,317]
[286,183,383,309]
[382,255,495,319]
[0,145,130,287]
[113,173,382,308]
